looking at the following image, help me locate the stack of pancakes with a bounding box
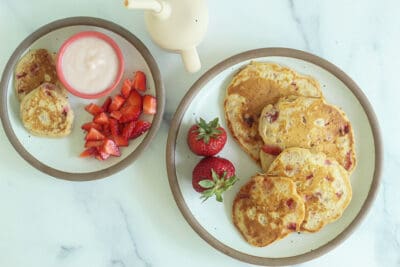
[15,49,74,137]
[224,62,355,247]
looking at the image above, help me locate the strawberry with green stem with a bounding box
[187,117,227,156]
[192,157,238,202]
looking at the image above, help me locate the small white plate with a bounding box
[166,48,382,265]
[0,17,165,181]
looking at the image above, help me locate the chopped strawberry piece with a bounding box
[80,147,97,158]
[121,79,132,98]
[132,71,146,91]
[286,198,295,209]
[339,124,350,136]
[119,105,141,123]
[102,123,111,137]
[112,135,129,147]
[101,139,121,157]
[85,140,104,148]
[109,95,125,112]
[86,128,105,141]
[261,144,282,156]
[130,120,151,139]
[110,110,122,120]
[96,150,110,160]
[101,96,112,112]
[306,174,314,180]
[93,112,109,125]
[287,223,297,231]
[118,122,125,134]
[125,89,142,108]
[266,110,279,123]
[122,121,136,140]
[85,103,103,116]
[81,122,102,132]
[143,95,157,115]
[109,118,120,136]
[344,151,352,170]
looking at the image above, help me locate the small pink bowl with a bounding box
[57,31,124,99]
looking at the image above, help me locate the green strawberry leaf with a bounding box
[215,191,223,202]
[200,169,239,203]
[198,180,215,188]
[211,169,220,182]
[195,117,222,144]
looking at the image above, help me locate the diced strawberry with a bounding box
[96,150,110,160]
[286,198,295,209]
[109,95,125,112]
[85,103,103,116]
[122,121,136,140]
[80,147,96,158]
[344,151,352,170]
[287,223,297,231]
[130,120,151,139]
[121,79,132,98]
[119,105,141,123]
[109,118,120,136]
[93,112,109,125]
[101,139,121,157]
[118,122,125,134]
[143,95,157,115]
[81,122,102,132]
[261,144,282,156]
[266,110,279,123]
[86,128,105,141]
[101,97,112,112]
[132,71,146,91]
[85,140,104,148]
[102,123,111,137]
[110,110,122,120]
[112,135,129,147]
[125,89,142,108]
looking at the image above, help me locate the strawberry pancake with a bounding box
[14,49,63,101]
[259,96,356,172]
[267,148,352,232]
[20,83,74,137]
[224,61,322,165]
[233,174,305,247]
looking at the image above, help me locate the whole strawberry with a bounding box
[192,157,238,202]
[187,117,227,156]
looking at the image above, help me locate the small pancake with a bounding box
[20,83,74,137]
[14,49,59,101]
[224,62,322,164]
[267,148,352,232]
[259,96,356,172]
[232,175,305,247]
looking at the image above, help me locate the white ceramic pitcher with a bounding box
[124,0,208,73]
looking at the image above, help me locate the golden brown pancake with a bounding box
[224,62,322,164]
[232,175,305,247]
[259,96,356,172]
[14,49,59,101]
[20,83,74,137]
[267,148,352,232]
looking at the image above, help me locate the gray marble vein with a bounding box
[288,0,311,50]
[58,245,81,259]
[117,203,152,267]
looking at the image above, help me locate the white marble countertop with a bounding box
[0,0,398,266]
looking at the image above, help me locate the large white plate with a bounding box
[166,48,382,265]
[0,17,165,181]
